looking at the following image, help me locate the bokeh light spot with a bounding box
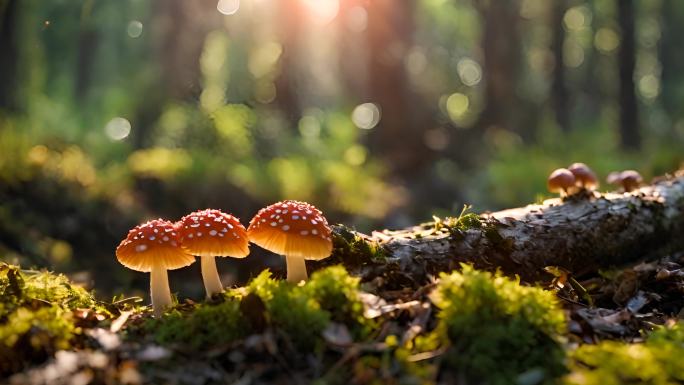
[595,28,620,53]
[127,21,143,38]
[457,58,482,86]
[446,93,469,121]
[406,48,428,75]
[254,82,276,104]
[104,117,131,141]
[217,0,240,15]
[352,103,381,130]
[299,115,321,138]
[564,6,590,31]
[563,39,585,68]
[344,145,367,166]
[638,74,660,99]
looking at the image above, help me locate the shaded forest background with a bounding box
[0,0,682,298]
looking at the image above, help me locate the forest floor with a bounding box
[1,216,684,385]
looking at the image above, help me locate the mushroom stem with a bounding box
[150,264,173,317]
[285,255,308,283]
[200,255,224,297]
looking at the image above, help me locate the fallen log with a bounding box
[319,171,684,286]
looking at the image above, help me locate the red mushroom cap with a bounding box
[247,200,332,260]
[547,168,576,193]
[176,209,249,258]
[116,219,195,272]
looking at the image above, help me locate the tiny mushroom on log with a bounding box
[247,200,332,283]
[176,209,249,297]
[116,219,195,317]
[607,170,643,192]
[547,168,576,197]
[568,162,598,190]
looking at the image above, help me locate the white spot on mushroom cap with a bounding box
[292,215,300,220]
[197,232,202,236]
[270,222,277,227]
[209,230,217,236]
[282,225,290,231]
[162,236,169,242]
[312,229,318,235]
[300,230,308,235]
[135,244,147,252]
[188,233,193,238]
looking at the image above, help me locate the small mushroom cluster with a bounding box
[115,201,333,317]
[547,163,644,197]
[607,170,643,192]
[547,162,598,196]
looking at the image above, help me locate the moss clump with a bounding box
[427,265,567,384]
[0,263,97,375]
[304,266,372,337]
[331,225,388,264]
[247,270,331,350]
[566,323,684,385]
[147,300,247,348]
[148,266,369,352]
[435,205,483,233]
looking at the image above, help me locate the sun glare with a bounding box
[301,0,339,25]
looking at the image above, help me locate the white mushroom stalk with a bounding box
[285,255,308,283]
[200,256,223,295]
[150,264,172,317]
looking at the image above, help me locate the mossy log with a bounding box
[323,172,684,286]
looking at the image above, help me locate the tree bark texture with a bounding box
[322,173,684,287]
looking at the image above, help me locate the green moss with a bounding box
[0,305,75,350]
[147,300,247,348]
[304,266,373,337]
[427,265,567,384]
[435,205,483,233]
[147,267,370,351]
[247,270,330,350]
[566,323,684,385]
[0,263,97,375]
[0,263,96,319]
[331,225,388,263]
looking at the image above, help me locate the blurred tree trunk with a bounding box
[0,0,19,111]
[274,0,305,125]
[551,0,570,132]
[365,0,432,176]
[659,0,684,124]
[617,0,640,150]
[474,1,529,138]
[75,2,97,101]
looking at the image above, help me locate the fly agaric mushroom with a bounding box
[116,219,194,317]
[547,168,576,197]
[568,162,599,190]
[176,209,249,297]
[247,200,332,283]
[608,170,643,192]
